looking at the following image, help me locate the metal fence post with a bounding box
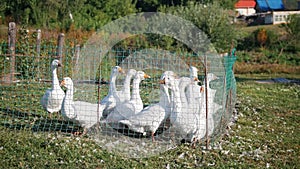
[204,54,209,149]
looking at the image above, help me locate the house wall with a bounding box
[265,11,300,24]
[265,14,273,24]
[236,8,256,16]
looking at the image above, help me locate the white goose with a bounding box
[101,66,124,118]
[162,71,184,136]
[166,69,221,143]
[169,75,203,142]
[105,71,150,123]
[40,59,65,118]
[61,77,104,135]
[116,69,136,103]
[119,72,171,142]
[197,73,222,138]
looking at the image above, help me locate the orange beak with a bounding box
[60,79,66,86]
[159,78,166,84]
[118,67,125,74]
[144,74,151,79]
[200,86,204,93]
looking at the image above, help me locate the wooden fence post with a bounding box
[56,33,65,77]
[57,33,65,63]
[36,29,41,79]
[74,44,80,74]
[8,22,16,83]
[36,29,41,58]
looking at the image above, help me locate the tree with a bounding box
[284,14,300,41]
[159,1,238,52]
[192,0,238,9]
[279,14,300,55]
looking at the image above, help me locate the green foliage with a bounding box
[237,28,280,50]
[1,0,138,31]
[159,2,237,52]
[0,41,9,76]
[282,14,300,46]
[282,0,299,10]
[1,0,237,31]
[236,16,299,68]
[185,0,238,9]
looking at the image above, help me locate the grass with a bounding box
[0,73,299,168]
[234,62,300,74]
[236,24,287,36]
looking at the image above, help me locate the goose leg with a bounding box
[48,112,60,119]
[80,128,88,137]
[74,131,80,136]
[151,132,155,142]
[191,138,197,148]
[56,111,60,119]
[73,128,87,136]
[48,113,52,119]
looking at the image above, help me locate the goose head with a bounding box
[135,71,150,81]
[159,71,174,88]
[60,77,73,89]
[160,71,177,89]
[189,66,200,82]
[51,59,62,70]
[112,66,125,75]
[206,73,218,82]
[126,69,137,77]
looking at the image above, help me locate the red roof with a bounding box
[235,0,256,8]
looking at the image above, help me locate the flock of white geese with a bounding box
[41,59,222,143]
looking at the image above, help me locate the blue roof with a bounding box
[256,0,284,11]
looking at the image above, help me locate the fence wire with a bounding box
[0,39,237,158]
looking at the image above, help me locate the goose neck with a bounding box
[179,81,189,106]
[170,84,181,113]
[52,67,60,88]
[159,85,170,105]
[108,74,117,93]
[122,74,133,92]
[62,85,77,119]
[131,79,141,101]
[64,86,74,103]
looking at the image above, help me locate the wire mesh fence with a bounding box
[0,23,237,158]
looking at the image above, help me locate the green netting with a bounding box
[224,49,237,103]
[0,40,237,158]
[224,49,237,91]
